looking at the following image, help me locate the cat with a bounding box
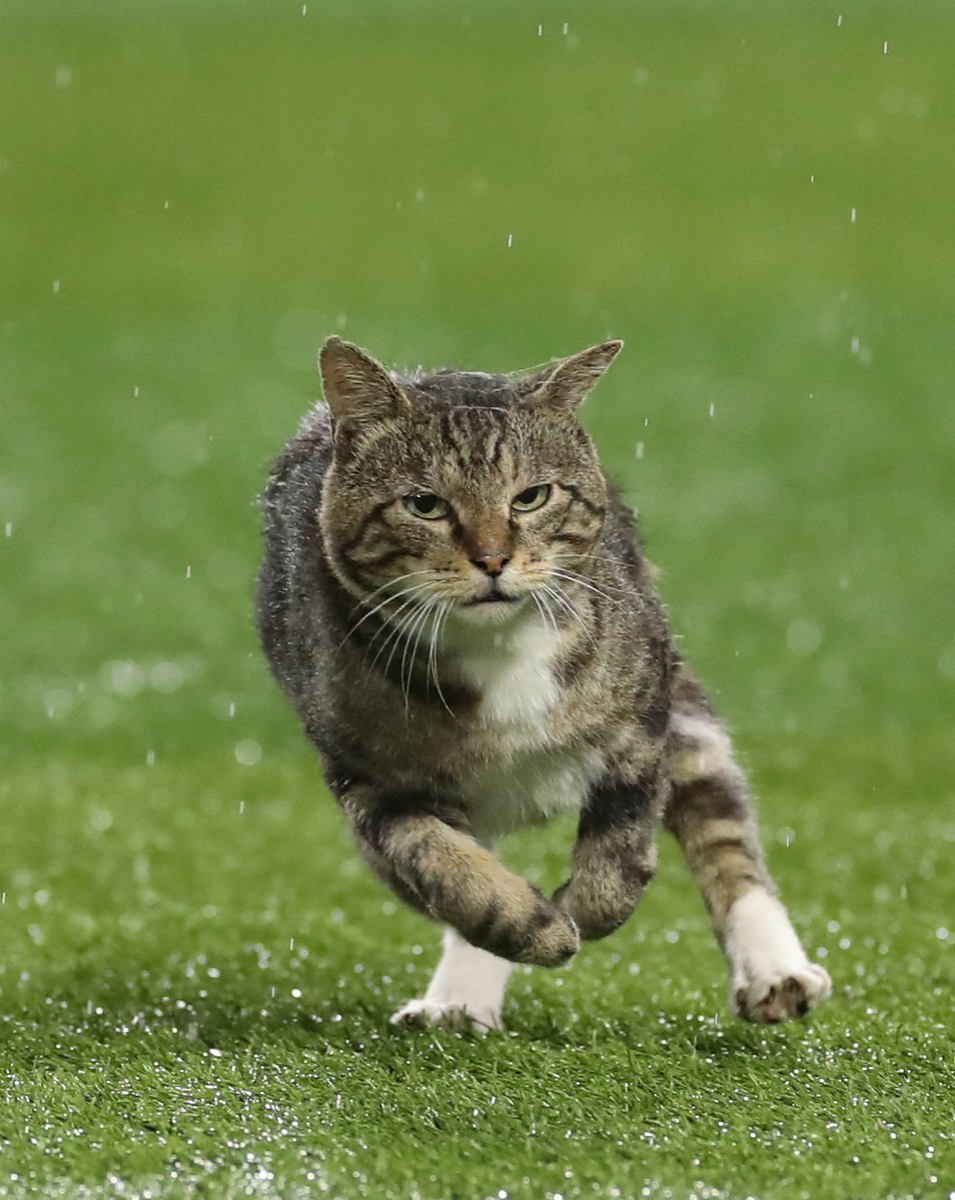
[255,335,832,1032]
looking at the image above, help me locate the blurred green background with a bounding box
[3,0,954,765]
[1,3,953,1195]
[3,0,953,763]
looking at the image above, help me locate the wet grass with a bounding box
[2,748,953,1199]
[2,1,954,1197]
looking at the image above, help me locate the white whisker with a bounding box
[401,601,437,716]
[549,567,628,607]
[340,578,437,649]
[429,601,457,719]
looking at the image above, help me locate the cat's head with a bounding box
[317,336,622,626]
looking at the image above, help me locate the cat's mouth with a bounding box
[463,578,522,606]
[465,590,519,606]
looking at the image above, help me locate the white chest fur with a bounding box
[447,613,604,839]
[455,618,561,744]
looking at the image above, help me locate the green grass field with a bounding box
[2,2,953,1197]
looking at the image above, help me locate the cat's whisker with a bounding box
[382,597,431,686]
[539,581,577,623]
[530,588,559,638]
[530,592,558,637]
[428,601,457,720]
[346,569,440,618]
[541,581,600,649]
[340,579,438,650]
[401,599,438,716]
[548,567,628,608]
[366,595,429,679]
[550,556,637,598]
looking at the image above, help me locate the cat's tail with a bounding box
[661,662,832,1022]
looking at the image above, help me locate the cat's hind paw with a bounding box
[724,890,832,1024]
[390,998,505,1034]
[731,961,832,1024]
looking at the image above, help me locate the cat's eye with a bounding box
[403,493,450,521]
[511,484,552,513]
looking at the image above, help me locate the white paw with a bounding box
[724,890,833,1023]
[732,961,832,1023]
[389,998,505,1034]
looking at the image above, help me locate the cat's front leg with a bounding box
[554,767,662,941]
[341,786,580,967]
[391,927,515,1033]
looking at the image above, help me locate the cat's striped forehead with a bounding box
[403,369,529,411]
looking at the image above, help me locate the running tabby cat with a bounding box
[256,336,832,1031]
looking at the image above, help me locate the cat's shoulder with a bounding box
[262,403,334,506]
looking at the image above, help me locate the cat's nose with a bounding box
[471,552,510,577]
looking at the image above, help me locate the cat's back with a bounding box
[256,404,337,702]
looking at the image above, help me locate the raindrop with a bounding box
[4,522,11,537]
[146,750,156,766]
[90,809,113,833]
[102,660,146,697]
[507,233,514,247]
[635,441,645,460]
[150,660,186,693]
[55,65,72,89]
[786,618,823,656]
[537,23,543,36]
[850,207,858,223]
[234,739,262,766]
[52,279,61,294]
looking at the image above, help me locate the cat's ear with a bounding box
[319,336,409,425]
[523,340,624,410]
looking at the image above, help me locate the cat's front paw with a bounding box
[390,998,504,1034]
[732,962,832,1023]
[513,908,580,967]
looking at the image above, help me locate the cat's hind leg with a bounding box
[662,664,832,1022]
[391,927,515,1033]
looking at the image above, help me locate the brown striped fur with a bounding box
[256,336,831,1028]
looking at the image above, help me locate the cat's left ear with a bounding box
[523,340,624,410]
[319,335,409,426]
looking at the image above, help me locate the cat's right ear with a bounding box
[521,340,624,411]
[319,336,409,428]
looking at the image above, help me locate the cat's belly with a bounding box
[459,746,605,841]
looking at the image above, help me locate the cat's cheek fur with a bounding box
[724,889,833,1022]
